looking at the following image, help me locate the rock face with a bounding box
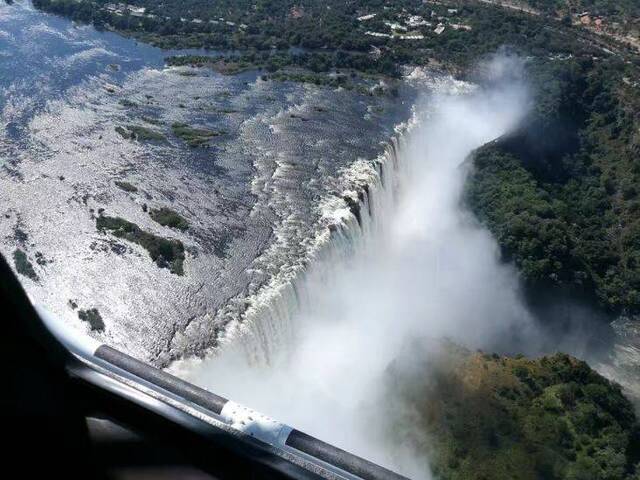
[387,341,640,480]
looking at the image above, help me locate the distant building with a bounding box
[385,21,408,31]
[129,6,146,17]
[357,14,376,21]
[290,6,305,19]
[407,15,429,27]
[434,24,446,35]
[365,31,392,38]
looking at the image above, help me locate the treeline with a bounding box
[32,0,624,78]
[167,49,400,78]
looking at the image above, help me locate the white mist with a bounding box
[174,58,533,479]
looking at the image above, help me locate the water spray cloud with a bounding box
[174,55,532,479]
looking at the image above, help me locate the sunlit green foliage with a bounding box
[396,345,640,480]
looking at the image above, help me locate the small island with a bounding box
[171,122,224,148]
[149,207,189,231]
[115,124,166,142]
[78,307,105,332]
[97,215,185,275]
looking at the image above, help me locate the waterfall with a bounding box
[172,64,533,479]
[222,135,406,367]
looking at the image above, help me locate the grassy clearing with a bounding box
[97,215,185,275]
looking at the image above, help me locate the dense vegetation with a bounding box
[467,56,640,313]
[149,207,189,232]
[96,215,185,275]
[392,343,640,480]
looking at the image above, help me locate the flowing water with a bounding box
[0,1,412,365]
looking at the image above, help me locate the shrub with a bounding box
[115,125,166,142]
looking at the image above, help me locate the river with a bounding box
[0,0,414,365]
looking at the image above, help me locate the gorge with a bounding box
[174,56,638,478]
